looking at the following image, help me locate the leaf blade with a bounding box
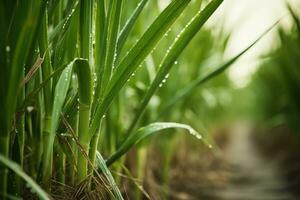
[125,0,224,135]
[159,20,280,117]
[96,152,124,200]
[0,154,50,200]
[106,122,203,166]
[90,0,192,137]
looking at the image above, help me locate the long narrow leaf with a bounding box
[159,21,280,117]
[106,122,203,166]
[90,0,191,137]
[42,63,72,178]
[0,154,50,200]
[126,0,223,135]
[116,0,149,55]
[96,151,124,200]
[93,0,106,113]
[48,0,79,43]
[99,0,123,97]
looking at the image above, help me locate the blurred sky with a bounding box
[158,0,299,87]
[212,0,300,87]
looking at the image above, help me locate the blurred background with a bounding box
[116,0,300,199]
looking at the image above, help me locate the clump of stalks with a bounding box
[0,0,274,199]
[249,5,300,133]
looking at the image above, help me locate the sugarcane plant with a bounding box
[249,5,300,133]
[0,0,274,199]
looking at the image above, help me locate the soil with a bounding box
[143,123,300,200]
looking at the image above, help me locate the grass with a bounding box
[248,5,300,133]
[0,0,276,199]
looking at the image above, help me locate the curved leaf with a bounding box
[48,0,79,43]
[106,122,204,166]
[99,0,123,97]
[158,20,280,117]
[0,154,50,200]
[125,0,223,135]
[42,62,73,179]
[116,0,149,55]
[89,0,191,137]
[96,151,124,200]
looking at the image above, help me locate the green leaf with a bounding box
[79,0,93,60]
[106,122,203,166]
[4,0,45,136]
[21,61,72,110]
[90,0,191,138]
[99,0,123,97]
[159,20,280,117]
[93,0,106,114]
[48,1,79,43]
[39,9,53,115]
[43,62,73,178]
[0,154,50,200]
[116,0,149,55]
[125,0,223,135]
[286,3,300,39]
[51,65,73,135]
[95,151,124,200]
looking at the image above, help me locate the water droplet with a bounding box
[174,61,178,65]
[5,46,10,52]
[196,135,202,140]
[27,106,34,112]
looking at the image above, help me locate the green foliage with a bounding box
[248,6,300,132]
[106,122,204,166]
[0,0,269,198]
[0,154,50,200]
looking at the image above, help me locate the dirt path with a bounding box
[168,124,298,200]
[211,124,295,200]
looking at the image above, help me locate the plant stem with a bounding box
[76,0,93,184]
[0,135,10,200]
[39,8,53,189]
[41,115,52,188]
[77,105,91,183]
[56,147,65,185]
[88,131,101,174]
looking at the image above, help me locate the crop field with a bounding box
[0,0,300,199]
